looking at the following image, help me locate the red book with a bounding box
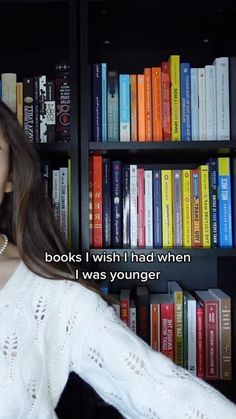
[120,289,130,326]
[196,302,205,379]
[159,294,175,361]
[195,291,219,380]
[161,62,171,141]
[137,168,145,247]
[92,155,103,247]
[144,68,152,141]
[135,286,150,344]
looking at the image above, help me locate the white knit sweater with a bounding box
[0,261,235,419]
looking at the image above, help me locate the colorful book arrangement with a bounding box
[41,159,72,244]
[0,63,71,143]
[109,283,232,381]
[90,156,235,249]
[92,56,234,142]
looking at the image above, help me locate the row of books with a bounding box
[41,159,71,243]
[90,156,235,249]
[92,56,233,142]
[106,282,232,381]
[1,63,71,143]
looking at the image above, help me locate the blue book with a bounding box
[181,63,191,141]
[92,63,102,141]
[190,68,199,140]
[218,157,232,247]
[107,70,119,142]
[101,63,107,142]
[209,158,218,247]
[111,160,123,247]
[103,158,111,247]
[119,74,130,141]
[153,170,162,247]
[232,158,236,247]
[123,165,130,247]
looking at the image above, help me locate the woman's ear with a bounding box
[4,173,13,193]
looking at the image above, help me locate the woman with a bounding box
[0,100,235,419]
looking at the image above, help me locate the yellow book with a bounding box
[168,55,181,141]
[68,158,72,248]
[200,165,211,248]
[168,281,184,367]
[161,170,173,247]
[182,169,192,247]
[16,82,23,126]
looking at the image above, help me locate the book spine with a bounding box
[101,63,107,142]
[200,165,211,248]
[107,70,119,142]
[144,68,152,141]
[229,56,236,140]
[205,65,217,140]
[130,74,138,141]
[145,170,153,247]
[52,169,60,226]
[130,164,138,247]
[183,293,188,369]
[150,303,160,351]
[218,157,232,247]
[188,298,197,375]
[153,170,162,247]
[232,157,236,247]
[136,287,150,344]
[169,55,181,141]
[59,167,68,241]
[137,74,145,141]
[120,291,130,326]
[93,63,102,141]
[161,61,171,141]
[39,75,47,143]
[190,68,199,140]
[220,297,232,380]
[182,169,192,247]
[23,77,34,142]
[152,67,162,141]
[111,160,123,247]
[198,68,206,140]
[196,303,205,379]
[181,63,191,141]
[92,155,103,247]
[205,301,219,380]
[173,169,182,247]
[161,302,175,361]
[191,169,202,247]
[16,82,23,127]
[214,57,230,140]
[137,168,145,247]
[46,80,56,143]
[89,157,93,247]
[123,166,130,247]
[33,76,40,143]
[103,158,111,247]
[174,290,184,367]
[55,63,71,142]
[129,301,137,334]
[161,170,173,247]
[209,158,218,247]
[68,158,72,247]
[1,73,17,113]
[119,74,130,141]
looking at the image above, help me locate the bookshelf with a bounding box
[81,0,236,416]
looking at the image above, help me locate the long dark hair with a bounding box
[0,100,97,288]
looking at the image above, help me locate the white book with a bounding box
[130,165,137,247]
[205,65,217,140]
[1,73,17,113]
[190,68,199,141]
[213,57,230,140]
[185,291,197,376]
[59,167,68,241]
[52,169,60,226]
[39,75,47,143]
[145,170,153,247]
[198,68,206,140]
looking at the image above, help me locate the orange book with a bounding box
[152,67,162,141]
[137,74,145,141]
[92,155,103,248]
[144,68,152,141]
[161,62,171,141]
[130,74,138,141]
[16,82,23,126]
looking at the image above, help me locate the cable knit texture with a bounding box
[0,261,235,419]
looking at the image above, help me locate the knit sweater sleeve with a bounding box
[69,287,236,419]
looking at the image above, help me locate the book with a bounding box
[190,68,199,140]
[92,155,103,247]
[173,169,182,247]
[180,63,191,141]
[161,170,173,247]
[200,165,211,248]
[130,165,138,247]
[111,160,123,247]
[1,73,17,113]
[144,170,153,247]
[55,63,71,142]
[144,68,152,141]
[214,57,230,140]
[182,169,192,248]
[119,74,130,141]
[137,74,145,141]
[23,77,34,142]
[161,61,171,141]
[191,169,202,247]
[205,65,217,140]
[218,157,232,247]
[150,294,161,352]
[130,74,138,141]
[123,165,130,247]
[103,158,111,247]
[169,55,181,141]
[135,286,150,344]
[107,70,119,142]
[137,168,145,247]
[152,67,162,141]
[198,68,206,140]
[153,170,162,247]
[168,281,184,367]
[120,289,130,326]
